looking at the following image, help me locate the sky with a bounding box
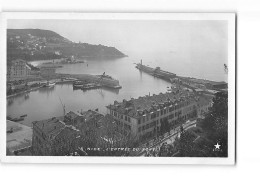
[8,19,228,81]
[8,19,227,54]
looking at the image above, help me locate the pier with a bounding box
[57,73,122,89]
[135,60,176,82]
[135,60,227,92]
[7,72,122,98]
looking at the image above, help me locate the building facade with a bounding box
[106,91,205,139]
[7,59,39,81]
[32,117,80,156]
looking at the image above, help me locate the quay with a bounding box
[7,72,122,98]
[136,60,176,82]
[135,60,228,91]
[6,120,32,155]
[57,73,122,89]
[7,84,45,99]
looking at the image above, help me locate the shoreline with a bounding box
[7,85,45,99]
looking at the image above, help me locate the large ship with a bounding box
[96,73,122,89]
[62,72,122,89]
[136,60,176,81]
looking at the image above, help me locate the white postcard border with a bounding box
[0,12,236,165]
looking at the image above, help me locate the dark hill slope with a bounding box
[7,29,126,61]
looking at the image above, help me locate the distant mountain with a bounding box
[7,29,127,61]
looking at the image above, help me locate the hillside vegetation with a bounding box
[7,29,127,61]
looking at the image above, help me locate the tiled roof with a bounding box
[66,111,82,120]
[108,90,197,118]
[81,110,104,122]
[33,117,66,138]
[33,117,79,139]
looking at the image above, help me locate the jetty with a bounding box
[135,60,176,82]
[57,73,122,89]
[135,60,227,92]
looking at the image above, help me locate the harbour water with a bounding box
[7,53,227,127]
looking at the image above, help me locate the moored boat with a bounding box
[44,81,56,87]
[104,85,122,89]
[82,83,101,90]
[7,115,26,122]
[73,84,84,89]
[20,114,27,118]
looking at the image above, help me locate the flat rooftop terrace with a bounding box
[7,120,32,153]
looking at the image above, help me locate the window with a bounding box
[164,109,167,115]
[138,119,141,124]
[160,109,163,115]
[128,117,131,123]
[125,116,127,121]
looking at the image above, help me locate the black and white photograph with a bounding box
[0,13,235,164]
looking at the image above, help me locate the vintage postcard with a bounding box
[0,12,236,164]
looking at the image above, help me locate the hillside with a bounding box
[7,29,127,61]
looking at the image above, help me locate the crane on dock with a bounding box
[58,96,66,116]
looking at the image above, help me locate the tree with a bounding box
[171,91,228,157]
[79,114,137,156]
[200,91,228,157]
[160,118,170,135]
[175,131,196,156]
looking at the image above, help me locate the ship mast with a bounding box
[58,96,66,116]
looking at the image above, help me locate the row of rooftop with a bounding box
[108,89,210,119]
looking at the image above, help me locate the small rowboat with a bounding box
[73,84,84,89]
[7,115,26,122]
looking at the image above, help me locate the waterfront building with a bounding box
[7,59,39,82]
[32,117,80,156]
[107,90,204,139]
